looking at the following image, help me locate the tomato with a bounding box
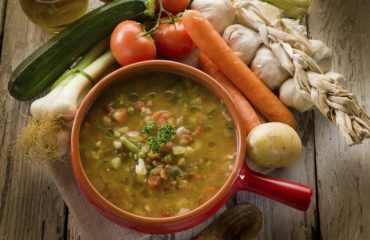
[110,20,156,66]
[152,18,195,59]
[156,0,190,14]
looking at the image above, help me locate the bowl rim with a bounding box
[70,60,247,225]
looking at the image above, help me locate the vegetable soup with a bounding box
[80,72,236,217]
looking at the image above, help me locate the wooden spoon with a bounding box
[192,204,263,240]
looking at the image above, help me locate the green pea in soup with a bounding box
[80,72,236,217]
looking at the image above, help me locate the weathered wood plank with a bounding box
[172,199,236,240]
[236,111,319,240]
[307,0,370,239]
[0,1,67,240]
[0,0,7,54]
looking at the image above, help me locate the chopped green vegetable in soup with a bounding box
[80,73,236,218]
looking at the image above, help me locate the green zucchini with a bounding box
[8,0,155,101]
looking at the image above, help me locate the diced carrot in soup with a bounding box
[112,108,127,124]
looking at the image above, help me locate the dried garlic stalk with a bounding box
[237,4,370,145]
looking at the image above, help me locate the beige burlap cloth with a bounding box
[46,159,148,240]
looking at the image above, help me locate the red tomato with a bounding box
[152,18,195,59]
[110,20,156,66]
[156,0,190,14]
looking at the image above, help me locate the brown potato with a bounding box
[246,122,302,168]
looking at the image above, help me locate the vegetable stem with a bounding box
[120,136,140,154]
[47,50,115,120]
[51,38,109,89]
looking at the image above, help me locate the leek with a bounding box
[19,40,117,162]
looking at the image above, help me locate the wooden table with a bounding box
[1,0,369,239]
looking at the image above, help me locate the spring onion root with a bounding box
[16,115,68,161]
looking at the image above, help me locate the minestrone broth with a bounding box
[80,72,236,217]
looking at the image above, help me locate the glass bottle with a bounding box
[19,0,89,33]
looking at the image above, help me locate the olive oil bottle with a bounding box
[19,0,89,32]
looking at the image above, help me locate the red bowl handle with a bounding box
[237,163,313,211]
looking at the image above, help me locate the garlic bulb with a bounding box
[310,40,333,73]
[222,24,262,65]
[279,78,314,112]
[191,0,236,34]
[251,47,290,90]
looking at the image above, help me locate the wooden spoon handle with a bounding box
[192,204,263,240]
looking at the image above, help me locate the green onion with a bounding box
[51,38,109,89]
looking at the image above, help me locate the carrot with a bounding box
[182,10,297,128]
[198,53,261,135]
[112,108,127,124]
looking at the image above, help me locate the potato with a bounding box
[246,122,302,168]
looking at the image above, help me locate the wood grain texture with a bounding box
[0,1,66,240]
[0,0,7,55]
[307,0,370,239]
[65,1,104,240]
[236,111,319,240]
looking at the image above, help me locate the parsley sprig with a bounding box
[143,123,175,153]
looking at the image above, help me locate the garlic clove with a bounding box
[251,47,290,90]
[279,78,314,112]
[309,40,333,73]
[191,0,236,34]
[222,24,262,65]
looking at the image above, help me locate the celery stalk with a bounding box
[262,0,312,19]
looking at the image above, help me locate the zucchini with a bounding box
[8,0,155,101]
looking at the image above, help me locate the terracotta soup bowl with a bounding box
[71,60,313,234]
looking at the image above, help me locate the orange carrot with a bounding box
[182,10,296,128]
[198,53,261,134]
[112,108,127,124]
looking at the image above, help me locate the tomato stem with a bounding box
[139,0,176,37]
